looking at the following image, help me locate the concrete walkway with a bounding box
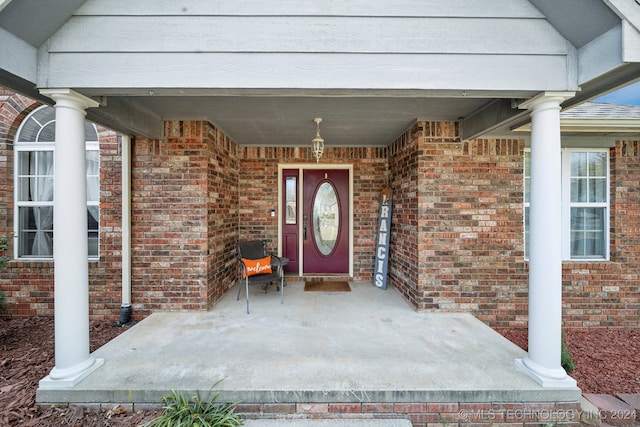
[582,394,639,426]
[37,281,580,409]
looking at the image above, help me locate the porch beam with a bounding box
[515,91,577,388]
[38,88,104,388]
[84,96,164,139]
[460,98,529,140]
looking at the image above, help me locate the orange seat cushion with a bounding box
[242,256,272,278]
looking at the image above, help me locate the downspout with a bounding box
[117,135,132,326]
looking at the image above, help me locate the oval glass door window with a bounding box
[313,182,340,255]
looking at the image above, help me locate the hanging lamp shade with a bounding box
[311,118,324,163]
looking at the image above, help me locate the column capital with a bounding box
[517,91,576,111]
[39,88,100,110]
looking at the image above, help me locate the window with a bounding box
[285,176,297,225]
[524,148,609,260]
[14,106,100,259]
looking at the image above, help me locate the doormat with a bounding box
[304,280,351,292]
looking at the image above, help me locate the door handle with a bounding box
[303,214,308,240]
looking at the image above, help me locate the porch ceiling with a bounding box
[125,93,498,147]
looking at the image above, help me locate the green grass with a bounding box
[561,331,575,372]
[144,381,242,427]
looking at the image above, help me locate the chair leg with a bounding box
[245,278,250,314]
[236,277,242,301]
[280,275,284,304]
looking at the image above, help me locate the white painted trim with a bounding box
[12,105,100,261]
[561,148,610,261]
[278,163,353,278]
[603,0,640,35]
[514,358,577,388]
[121,135,132,307]
[45,53,570,92]
[0,0,13,13]
[40,88,100,110]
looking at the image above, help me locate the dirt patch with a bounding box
[1,316,639,425]
[498,328,640,394]
[0,316,161,426]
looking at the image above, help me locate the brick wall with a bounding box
[88,129,124,318]
[233,400,581,427]
[388,125,420,304]
[0,91,127,318]
[387,121,529,326]
[0,90,37,240]
[130,121,241,314]
[235,146,387,281]
[0,92,37,315]
[205,123,239,306]
[387,121,639,329]
[562,141,640,328]
[1,89,639,329]
[352,147,389,279]
[132,122,210,313]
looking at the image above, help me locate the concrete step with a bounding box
[581,395,603,426]
[243,419,412,427]
[584,394,637,426]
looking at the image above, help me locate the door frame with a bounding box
[277,163,354,277]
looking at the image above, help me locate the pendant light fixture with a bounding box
[311,118,324,163]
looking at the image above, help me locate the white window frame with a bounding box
[562,148,609,261]
[524,148,610,261]
[14,106,100,261]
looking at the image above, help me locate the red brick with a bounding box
[328,403,362,413]
[296,403,328,414]
[1,91,639,331]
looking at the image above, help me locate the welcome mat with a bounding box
[304,280,351,292]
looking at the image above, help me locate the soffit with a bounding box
[0,0,85,47]
[528,0,620,48]
[127,94,495,147]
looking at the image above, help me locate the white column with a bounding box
[515,92,576,388]
[38,89,104,388]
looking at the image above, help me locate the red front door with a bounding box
[302,169,349,274]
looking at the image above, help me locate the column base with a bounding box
[515,357,577,388]
[38,357,104,389]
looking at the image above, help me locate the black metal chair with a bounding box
[236,240,284,313]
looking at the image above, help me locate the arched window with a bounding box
[14,106,100,259]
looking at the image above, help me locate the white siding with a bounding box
[50,17,568,55]
[47,53,570,91]
[41,0,577,92]
[74,0,545,18]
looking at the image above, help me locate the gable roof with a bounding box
[511,102,640,135]
[1,0,640,144]
[559,102,640,134]
[561,102,640,119]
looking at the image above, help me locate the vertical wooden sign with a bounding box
[374,188,392,289]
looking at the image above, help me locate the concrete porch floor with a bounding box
[36,281,580,412]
